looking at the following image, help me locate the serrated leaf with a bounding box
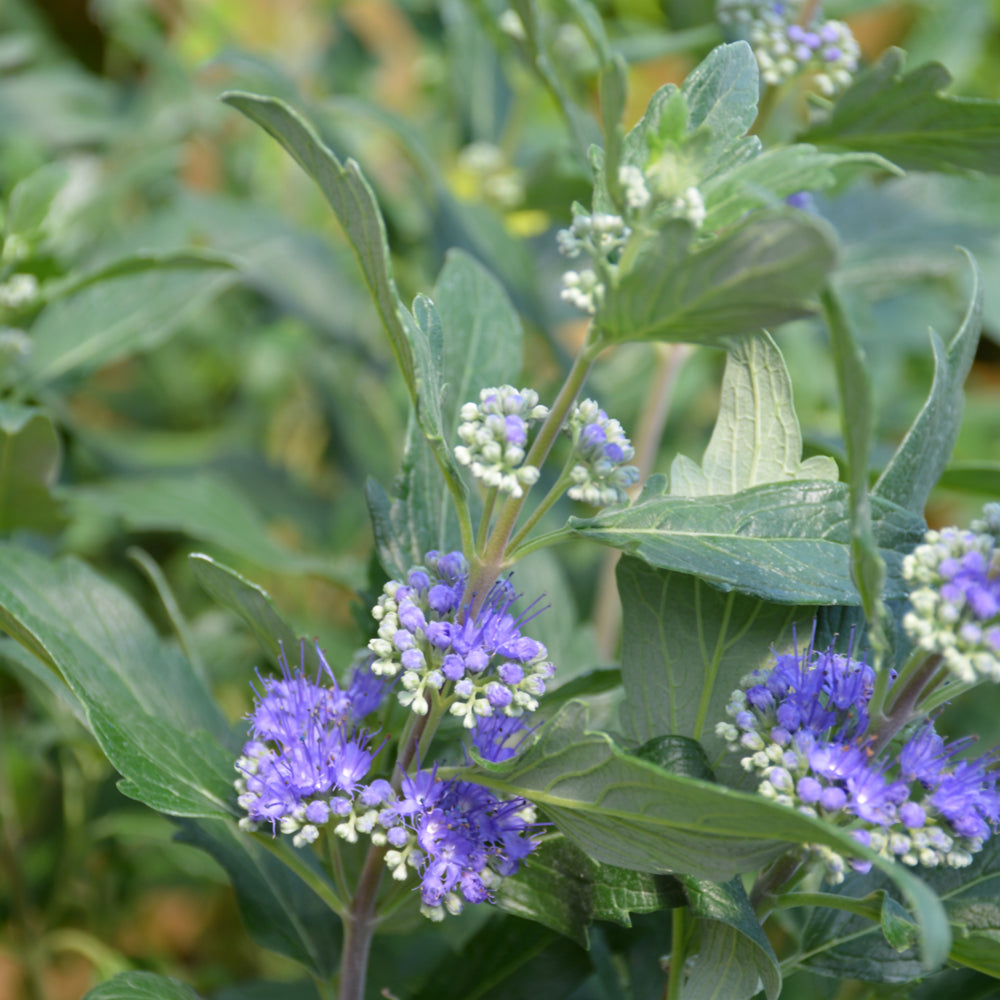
[574,479,924,605]
[680,876,780,1000]
[223,91,419,400]
[702,146,897,232]
[497,833,684,947]
[189,553,307,669]
[84,971,204,1000]
[874,254,982,513]
[617,557,805,777]
[682,41,759,153]
[0,543,235,819]
[476,701,949,968]
[64,473,362,584]
[598,211,837,347]
[23,265,237,386]
[175,818,342,978]
[669,332,838,497]
[803,49,1000,175]
[0,402,62,533]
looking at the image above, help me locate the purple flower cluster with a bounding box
[368,551,555,753]
[717,641,1000,881]
[564,399,639,507]
[235,645,389,846]
[360,768,540,920]
[903,509,1000,683]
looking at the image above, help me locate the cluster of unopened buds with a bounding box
[717,0,860,95]
[236,551,551,920]
[454,386,548,498]
[564,399,639,505]
[903,504,1000,683]
[717,638,1000,882]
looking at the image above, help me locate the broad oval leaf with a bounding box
[84,971,204,1000]
[573,479,925,605]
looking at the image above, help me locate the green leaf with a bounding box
[433,248,524,435]
[617,557,805,776]
[175,818,342,978]
[800,837,1000,983]
[189,553,308,669]
[0,543,235,819]
[223,91,417,400]
[64,473,362,584]
[5,163,68,239]
[668,332,838,496]
[702,145,897,232]
[822,287,886,657]
[598,211,837,347]
[0,402,63,533]
[84,971,204,1000]
[477,701,949,968]
[938,461,1000,496]
[573,479,925,605]
[682,41,760,156]
[23,265,237,386]
[874,254,983,514]
[497,833,684,947]
[802,49,1000,175]
[410,914,593,1000]
[680,875,780,1000]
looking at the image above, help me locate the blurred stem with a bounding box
[594,343,691,659]
[797,0,824,26]
[664,907,687,1000]
[750,851,806,918]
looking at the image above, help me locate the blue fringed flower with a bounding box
[235,644,388,846]
[717,639,1000,881]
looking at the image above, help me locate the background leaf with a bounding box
[0,402,63,532]
[803,49,1000,175]
[84,971,205,1000]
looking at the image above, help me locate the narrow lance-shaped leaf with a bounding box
[875,252,983,513]
[222,91,418,400]
[574,478,925,606]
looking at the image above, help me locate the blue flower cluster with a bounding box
[235,646,387,846]
[903,506,1000,683]
[716,642,1000,881]
[369,768,540,920]
[565,398,639,506]
[368,551,555,747]
[717,0,859,95]
[236,628,543,919]
[454,386,548,498]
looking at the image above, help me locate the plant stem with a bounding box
[749,850,806,917]
[664,907,687,1000]
[505,465,574,556]
[339,843,387,1000]
[796,0,824,27]
[868,653,943,755]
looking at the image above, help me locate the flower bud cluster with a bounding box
[234,645,389,847]
[454,386,548,498]
[0,273,39,312]
[557,209,632,315]
[717,1,859,95]
[368,551,555,736]
[564,398,639,506]
[716,641,1000,882]
[902,508,1000,684]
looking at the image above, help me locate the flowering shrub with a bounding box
[1,2,1000,999]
